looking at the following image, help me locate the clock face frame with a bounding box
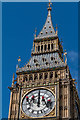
[21,88,56,118]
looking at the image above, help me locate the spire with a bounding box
[56,24,58,35]
[35,0,57,40]
[48,0,52,14]
[12,73,15,87]
[17,56,21,68]
[34,28,37,39]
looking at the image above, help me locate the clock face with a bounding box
[22,88,55,118]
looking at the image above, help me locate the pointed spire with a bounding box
[35,0,57,40]
[12,73,15,87]
[17,56,21,68]
[18,56,21,62]
[48,0,52,12]
[64,49,67,64]
[34,28,37,39]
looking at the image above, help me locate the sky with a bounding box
[2,2,78,118]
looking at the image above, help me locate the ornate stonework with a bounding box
[8,2,80,120]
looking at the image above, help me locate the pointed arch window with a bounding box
[48,44,50,50]
[42,58,45,62]
[38,46,40,52]
[51,57,53,61]
[51,43,53,50]
[39,73,43,80]
[41,45,43,51]
[34,73,38,80]
[44,44,47,51]
[55,72,58,78]
[46,62,49,65]
[44,73,48,79]
[29,74,33,81]
[50,72,53,79]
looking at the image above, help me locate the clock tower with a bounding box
[8,2,80,120]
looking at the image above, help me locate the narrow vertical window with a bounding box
[44,44,47,51]
[51,43,53,50]
[41,45,43,51]
[48,44,50,50]
[55,72,57,78]
[38,46,40,52]
[50,72,53,79]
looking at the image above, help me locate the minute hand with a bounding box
[37,90,40,107]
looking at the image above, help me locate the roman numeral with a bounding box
[27,107,31,110]
[32,110,34,113]
[37,111,39,114]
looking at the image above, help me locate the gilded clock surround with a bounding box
[20,87,56,119]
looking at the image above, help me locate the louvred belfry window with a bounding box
[44,73,48,79]
[41,45,43,51]
[44,44,47,51]
[51,43,53,49]
[55,72,57,78]
[50,72,53,79]
[29,75,33,80]
[38,46,40,52]
[39,73,43,79]
[34,73,38,80]
[48,44,50,50]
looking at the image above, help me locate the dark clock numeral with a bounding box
[27,107,31,110]
[32,110,34,113]
[37,111,39,114]
[41,110,44,113]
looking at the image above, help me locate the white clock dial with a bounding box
[22,88,55,118]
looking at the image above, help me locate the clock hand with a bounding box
[37,90,40,107]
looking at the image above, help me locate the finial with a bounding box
[48,0,52,11]
[34,28,37,39]
[18,56,21,62]
[17,56,21,68]
[56,24,58,35]
[12,73,15,87]
[64,49,67,64]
